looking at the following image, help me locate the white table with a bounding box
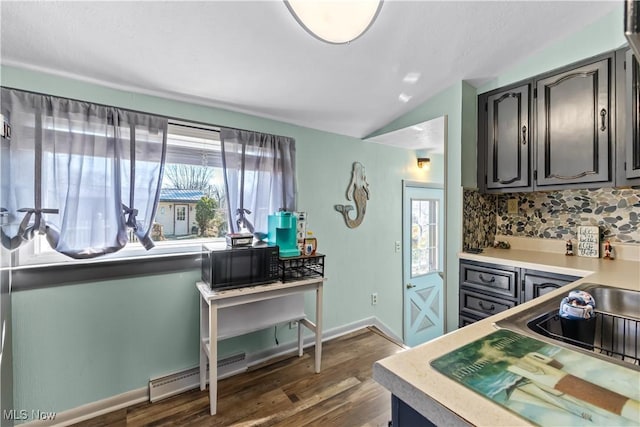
[197,277,324,415]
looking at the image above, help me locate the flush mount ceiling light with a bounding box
[285,0,383,44]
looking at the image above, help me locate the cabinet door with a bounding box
[486,85,531,189]
[535,58,612,187]
[522,270,580,303]
[625,50,640,179]
[392,395,436,427]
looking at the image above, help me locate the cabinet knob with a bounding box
[406,283,416,289]
[522,125,527,145]
[600,108,607,131]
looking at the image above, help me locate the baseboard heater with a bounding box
[149,352,246,402]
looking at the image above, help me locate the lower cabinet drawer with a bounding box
[460,261,518,299]
[460,288,516,319]
[459,313,482,328]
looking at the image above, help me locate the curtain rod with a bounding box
[1,85,294,141]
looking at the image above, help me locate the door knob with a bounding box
[406,283,416,289]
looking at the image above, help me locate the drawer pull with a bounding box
[478,274,496,284]
[478,301,496,312]
[536,282,560,290]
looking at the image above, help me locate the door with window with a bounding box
[403,182,445,347]
[174,204,188,236]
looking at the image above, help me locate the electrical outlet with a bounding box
[507,198,518,214]
[289,321,298,329]
[395,241,401,253]
[371,293,378,305]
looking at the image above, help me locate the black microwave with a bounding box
[201,244,280,290]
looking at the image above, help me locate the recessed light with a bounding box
[398,93,412,103]
[403,72,421,84]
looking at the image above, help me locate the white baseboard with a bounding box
[245,316,402,369]
[18,387,148,427]
[21,318,402,426]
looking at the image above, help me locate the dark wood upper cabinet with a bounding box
[476,51,634,193]
[623,50,640,178]
[535,57,612,187]
[615,48,640,185]
[485,84,531,190]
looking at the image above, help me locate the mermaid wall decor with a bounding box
[335,162,369,228]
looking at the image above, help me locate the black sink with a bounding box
[495,283,640,370]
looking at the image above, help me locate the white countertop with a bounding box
[373,248,640,426]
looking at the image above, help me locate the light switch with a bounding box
[507,198,518,214]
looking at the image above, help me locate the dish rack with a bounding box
[531,310,640,365]
[279,253,325,283]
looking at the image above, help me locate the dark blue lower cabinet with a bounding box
[391,395,437,427]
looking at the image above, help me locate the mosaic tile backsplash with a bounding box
[463,187,640,246]
[462,189,497,249]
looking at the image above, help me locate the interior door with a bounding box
[174,204,188,236]
[403,183,444,347]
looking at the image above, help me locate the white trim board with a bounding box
[18,387,148,427]
[19,318,402,426]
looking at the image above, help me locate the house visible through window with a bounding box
[18,121,229,265]
[154,122,228,241]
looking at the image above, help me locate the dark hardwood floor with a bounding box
[74,327,405,427]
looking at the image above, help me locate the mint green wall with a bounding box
[369,83,464,334]
[2,65,432,416]
[478,4,626,95]
[11,271,200,414]
[461,82,477,189]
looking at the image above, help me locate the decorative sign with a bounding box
[334,162,369,228]
[577,226,600,258]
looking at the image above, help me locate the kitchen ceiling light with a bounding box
[285,0,383,44]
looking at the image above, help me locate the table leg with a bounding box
[298,319,303,357]
[199,297,206,391]
[315,285,323,373]
[209,302,218,415]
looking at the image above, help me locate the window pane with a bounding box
[411,198,439,277]
[23,122,229,264]
[151,124,228,242]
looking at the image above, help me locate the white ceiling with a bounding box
[0,1,619,146]
[366,116,445,153]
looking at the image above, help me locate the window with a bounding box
[16,121,229,266]
[410,198,439,277]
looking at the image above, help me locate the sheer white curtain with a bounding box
[0,88,167,258]
[220,128,296,235]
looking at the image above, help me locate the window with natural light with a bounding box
[16,121,229,266]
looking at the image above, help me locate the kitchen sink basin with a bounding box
[495,283,640,370]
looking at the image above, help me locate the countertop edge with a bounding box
[372,249,640,426]
[458,250,595,277]
[372,362,471,426]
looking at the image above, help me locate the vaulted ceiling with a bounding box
[1,1,619,141]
